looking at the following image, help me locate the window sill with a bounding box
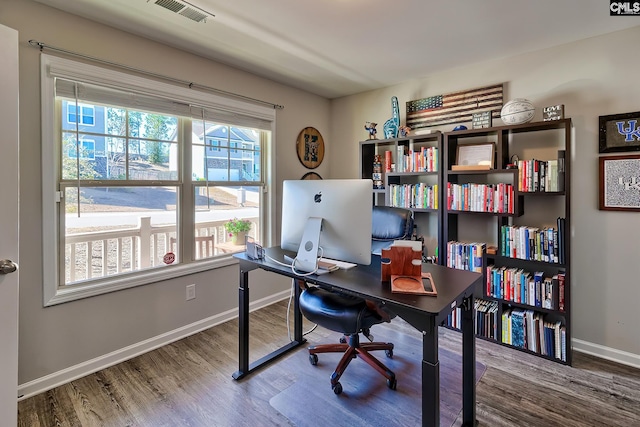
[44,255,240,306]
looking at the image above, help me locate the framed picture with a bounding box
[599,155,640,211]
[296,127,325,169]
[599,111,640,153]
[453,143,494,170]
[472,111,492,129]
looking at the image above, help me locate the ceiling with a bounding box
[34,0,640,99]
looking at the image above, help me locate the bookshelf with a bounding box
[358,120,571,365]
[442,119,572,365]
[359,132,442,260]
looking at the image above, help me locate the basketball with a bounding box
[500,99,535,125]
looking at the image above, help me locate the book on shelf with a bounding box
[389,183,438,209]
[393,146,438,173]
[447,241,485,272]
[517,158,563,192]
[511,310,526,348]
[446,182,513,213]
[557,150,566,192]
[501,309,565,360]
[557,217,566,264]
[558,272,566,312]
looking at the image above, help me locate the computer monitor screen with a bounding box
[281,179,372,268]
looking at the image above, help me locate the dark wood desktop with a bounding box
[232,246,482,427]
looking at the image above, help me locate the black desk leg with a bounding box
[461,294,477,426]
[233,267,250,379]
[232,266,307,380]
[422,320,439,427]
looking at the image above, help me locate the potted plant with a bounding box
[224,217,252,245]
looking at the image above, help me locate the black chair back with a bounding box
[371,206,414,254]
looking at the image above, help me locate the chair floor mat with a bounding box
[269,327,486,427]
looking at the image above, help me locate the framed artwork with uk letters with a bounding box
[599,111,640,153]
[599,154,640,211]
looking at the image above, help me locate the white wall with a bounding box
[0,0,331,391]
[329,26,640,366]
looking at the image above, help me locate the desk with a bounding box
[232,247,482,427]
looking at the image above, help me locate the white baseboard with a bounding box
[573,339,640,370]
[18,290,291,400]
[19,296,640,401]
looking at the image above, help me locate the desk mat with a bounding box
[270,327,486,427]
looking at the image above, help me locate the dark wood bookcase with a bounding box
[359,132,442,260]
[359,119,572,365]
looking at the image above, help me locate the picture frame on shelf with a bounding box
[472,111,492,129]
[598,111,640,153]
[543,104,564,121]
[599,154,640,211]
[452,143,494,170]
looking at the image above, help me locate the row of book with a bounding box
[388,146,438,173]
[444,299,499,340]
[502,309,566,361]
[446,241,485,272]
[486,266,566,311]
[446,182,515,213]
[517,150,565,192]
[500,218,566,264]
[475,299,498,339]
[388,183,438,209]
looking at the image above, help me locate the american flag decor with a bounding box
[406,83,504,129]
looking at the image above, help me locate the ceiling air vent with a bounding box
[153,0,212,23]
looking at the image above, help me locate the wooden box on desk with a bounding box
[381,242,437,296]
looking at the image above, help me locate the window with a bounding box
[41,54,275,305]
[67,138,96,159]
[67,103,95,126]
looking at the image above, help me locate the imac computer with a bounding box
[280,179,373,273]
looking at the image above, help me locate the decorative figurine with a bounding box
[383,96,400,139]
[399,125,411,137]
[364,122,378,139]
[372,154,384,189]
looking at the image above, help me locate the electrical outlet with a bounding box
[186,284,196,300]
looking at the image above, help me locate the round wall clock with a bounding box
[301,172,322,180]
[296,127,325,169]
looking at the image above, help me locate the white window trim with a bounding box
[40,54,276,306]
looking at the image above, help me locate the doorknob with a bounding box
[0,259,18,275]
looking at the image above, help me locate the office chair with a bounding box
[298,206,414,394]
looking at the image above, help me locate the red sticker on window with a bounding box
[163,252,176,264]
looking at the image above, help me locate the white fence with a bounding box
[65,216,257,284]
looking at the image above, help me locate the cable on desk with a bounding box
[264,250,324,341]
[264,247,324,277]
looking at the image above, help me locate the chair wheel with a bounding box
[387,378,397,390]
[309,354,318,365]
[385,349,393,358]
[339,336,347,344]
[332,382,343,395]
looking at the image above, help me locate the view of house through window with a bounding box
[57,93,266,288]
[42,54,274,304]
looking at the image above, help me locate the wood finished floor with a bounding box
[18,300,640,426]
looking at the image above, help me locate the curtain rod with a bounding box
[28,39,284,110]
